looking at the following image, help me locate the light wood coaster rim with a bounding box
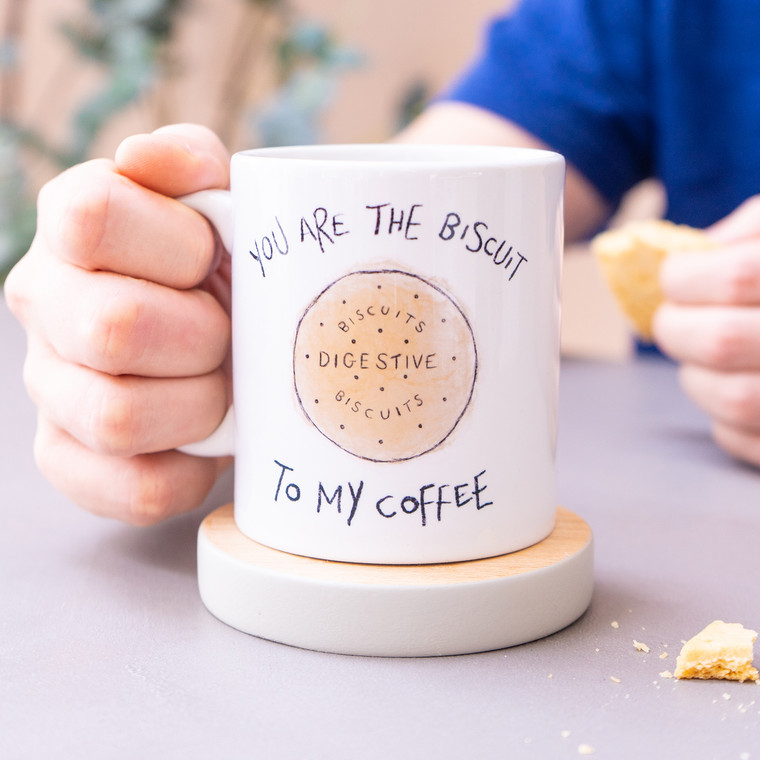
[202,503,590,584]
[197,504,594,656]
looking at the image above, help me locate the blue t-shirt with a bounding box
[446,0,760,227]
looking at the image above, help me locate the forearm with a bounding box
[396,102,610,244]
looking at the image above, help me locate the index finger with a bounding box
[660,241,760,306]
[38,161,221,290]
[115,124,230,198]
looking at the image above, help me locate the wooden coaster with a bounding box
[197,504,593,657]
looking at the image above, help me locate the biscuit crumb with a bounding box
[659,652,668,660]
[633,640,650,653]
[610,676,621,683]
[611,621,619,629]
[592,219,716,340]
[561,731,571,739]
[660,670,673,679]
[578,745,595,756]
[675,621,758,682]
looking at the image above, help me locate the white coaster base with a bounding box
[197,504,593,657]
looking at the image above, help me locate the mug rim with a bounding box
[233,143,564,169]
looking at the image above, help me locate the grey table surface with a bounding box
[2,293,759,760]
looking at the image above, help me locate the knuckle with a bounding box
[44,161,117,268]
[124,462,176,526]
[59,183,111,268]
[3,249,34,322]
[721,256,760,303]
[85,291,144,374]
[91,381,140,456]
[3,272,27,323]
[702,322,747,369]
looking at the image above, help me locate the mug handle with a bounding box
[175,189,236,458]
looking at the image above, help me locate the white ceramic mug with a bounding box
[179,144,564,564]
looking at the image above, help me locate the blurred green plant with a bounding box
[0,0,360,282]
[255,20,362,146]
[395,81,429,133]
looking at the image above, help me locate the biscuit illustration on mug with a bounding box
[293,270,478,462]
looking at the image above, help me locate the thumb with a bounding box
[115,123,230,197]
[707,195,760,245]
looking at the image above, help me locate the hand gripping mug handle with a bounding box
[175,189,236,458]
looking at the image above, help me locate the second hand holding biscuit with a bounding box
[591,219,717,341]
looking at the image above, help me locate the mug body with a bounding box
[229,144,564,564]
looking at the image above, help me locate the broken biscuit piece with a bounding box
[591,219,716,341]
[674,621,759,682]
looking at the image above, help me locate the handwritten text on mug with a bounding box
[273,459,492,528]
[248,204,528,281]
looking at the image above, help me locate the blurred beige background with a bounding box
[10,0,509,154]
[4,0,639,357]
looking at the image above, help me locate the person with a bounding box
[5,0,760,525]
